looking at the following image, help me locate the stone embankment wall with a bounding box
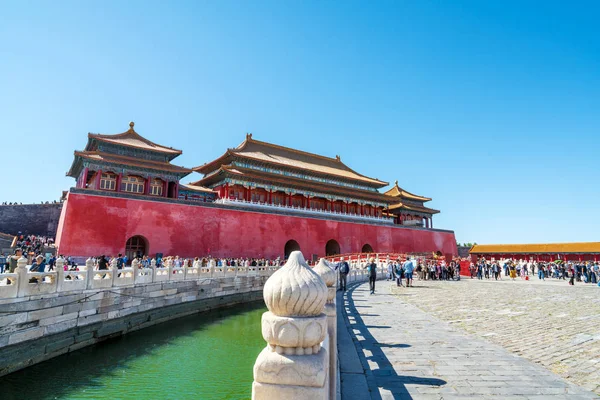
[0,275,267,377]
[0,203,63,237]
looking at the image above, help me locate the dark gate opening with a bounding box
[125,235,148,262]
[325,239,341,256]
[284,240,301,259]
[362,243,374,253]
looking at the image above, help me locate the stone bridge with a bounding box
[0,258,276,377]
[0,253,384,391]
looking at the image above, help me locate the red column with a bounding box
[174,183,179,199]
[225,183,230,198]
[249,187,253,202]
[164,181,169,197]
[269,190,273,204]
[146,177,152,195]
[116,173,123,192]
[95,170,102,189]
[79,167,89,188]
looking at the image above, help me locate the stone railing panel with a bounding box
[185,267,199,280]
[154,267,169,282]
[113,268,135,287]
[0,273,18,298]
[90,270,115,289]
[21,271,58,296]
[135,268,154,284]
[61,270,88,291]
[170,267,186,281]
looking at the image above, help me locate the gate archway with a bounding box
[325,239,341,256]
[125,235,148,261]
[284,240,301,259]
[361,243,374,253]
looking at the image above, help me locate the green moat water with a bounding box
[1,302,266,400]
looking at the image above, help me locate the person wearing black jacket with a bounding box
[98,255,109,270]
[337,257,350,291]
[366,257,377,294]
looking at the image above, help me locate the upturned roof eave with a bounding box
[73,151,192,176]
[196,166,396,204]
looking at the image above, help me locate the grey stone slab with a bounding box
[338,281,599,399]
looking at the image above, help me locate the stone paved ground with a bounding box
[340,281,598,399]
[393,278,600,395]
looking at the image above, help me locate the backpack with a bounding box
[340,262,349,274]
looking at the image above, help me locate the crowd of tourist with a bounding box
[469,258,600,285]
[4,247,599,291]
[334,256,465,295]
[13,234,55,255]
[0,235,58,274]
[1,200,60,205]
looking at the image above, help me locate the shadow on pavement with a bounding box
[342,283,446,400]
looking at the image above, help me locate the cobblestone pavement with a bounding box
[392,278,600,395]
[341,281,597,399]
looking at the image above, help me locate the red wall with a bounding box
[56,192,458,259]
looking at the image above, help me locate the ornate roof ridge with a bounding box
[238,135,388,186]
[87,122,182,155]
[195,165,396,204]
[388,202,440,214]
[384,180,432,202]
[179,183,215,193]
[73,150,192,173]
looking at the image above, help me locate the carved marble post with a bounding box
[56,257,65,292]
[84,258,94,289]
[132,258,139,283]
[151,258,157,282]
[166,257,173,280]
[314,258,337,400]
[15,256,28,297]
[253,251,329,399]
[110,257,118,285]
[55,256,65,291]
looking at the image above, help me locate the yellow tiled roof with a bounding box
[470,243,600,254]
[387,202,440,214]
[384,181,432,201]
[88,122,182,155]
[72,151,191,174]
[179,184,215,193]
[195,135,388,187]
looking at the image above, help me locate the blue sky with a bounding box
[1,1,598,244]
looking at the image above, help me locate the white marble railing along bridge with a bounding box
[0,254,389,300]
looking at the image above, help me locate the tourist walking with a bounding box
[538,264,545,280]
[403,257,415,287]
[0,252,6,273]
[509,262,517,280]
[366,257,377,294]
[337,257,349,291]
[394,261,404,287]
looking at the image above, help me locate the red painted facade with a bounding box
[56,192,457,259]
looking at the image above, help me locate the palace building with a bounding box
[470,242,600,262]
[66,122,193,199]
[56,123,456,260]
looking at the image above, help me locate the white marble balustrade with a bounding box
[0,256,281,299]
